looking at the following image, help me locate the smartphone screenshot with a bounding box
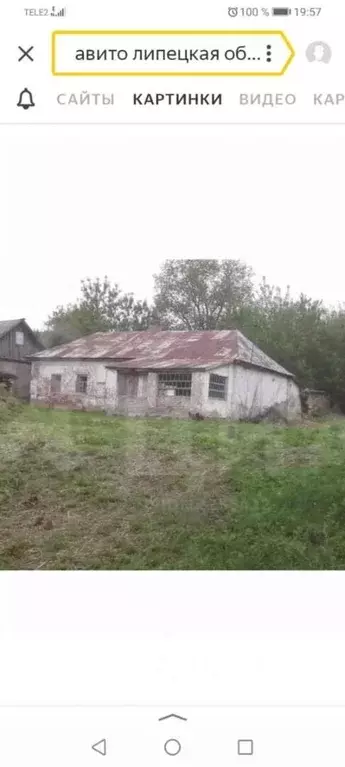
[1,0,345,764]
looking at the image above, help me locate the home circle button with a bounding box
[164,739,182,756]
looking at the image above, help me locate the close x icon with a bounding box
[18,45,34,61]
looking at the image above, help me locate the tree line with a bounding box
[36,260,345,409]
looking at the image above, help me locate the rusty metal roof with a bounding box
[31,330,294,377]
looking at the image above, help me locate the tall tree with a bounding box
[153,259,254,330]
[236,283,327,387]
[42,276,154,347]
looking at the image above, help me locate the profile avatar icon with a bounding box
[306,41,332,63]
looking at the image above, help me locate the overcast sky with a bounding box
[1,127,343,329]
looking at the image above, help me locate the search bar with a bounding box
[52,30,295,76]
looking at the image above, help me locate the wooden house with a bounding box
[0,319,44,400]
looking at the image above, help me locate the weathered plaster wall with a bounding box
[230,365,301,420]
[199,365,232,418]
[106,370,215,418]
[30,360,108,410]
[287,378,302,419]
[31,359,301,421]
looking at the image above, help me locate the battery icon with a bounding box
[272,7,291,14]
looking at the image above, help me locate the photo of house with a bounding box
[29,329,301,421]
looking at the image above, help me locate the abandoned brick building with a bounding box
[29,329,301,420]
[0,318,43,400]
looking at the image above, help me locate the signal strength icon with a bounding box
[51,6,66,15]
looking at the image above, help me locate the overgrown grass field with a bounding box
[1,405,345,569]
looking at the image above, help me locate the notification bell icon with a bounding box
[17,88,35,109]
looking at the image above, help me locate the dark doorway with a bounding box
[118,372,139,397]
[0,373,16,391]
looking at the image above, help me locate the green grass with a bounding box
[1,405,345,569]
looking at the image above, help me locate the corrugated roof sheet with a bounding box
[235,331,292,376]
[0,319,24,340]
[31,329,293,377]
